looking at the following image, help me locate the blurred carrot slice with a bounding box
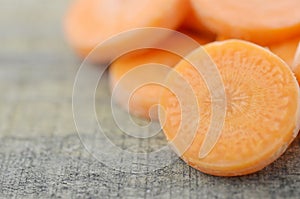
[292,42,300,83]
[64,0,188,63]
[182,2,213,35]
[109,30,212,120]
[191,0,300,45]
[270,36,300,66]
[160,39,300,176]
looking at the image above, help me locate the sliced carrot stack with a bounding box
[110,30,213,120]
[190,0,300,45]
[159,39,300,176]
[64,0,188,63]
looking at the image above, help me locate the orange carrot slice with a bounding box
[292,42,300,83]
[269,37,300,84]
[216,35,229,41]
[109,30,213,120]
[190,0,300,45]
[270,37,300,67]
[64,0,188,62]
[182,2,213,35]
[159,39,300,176]
[110,49,176,120]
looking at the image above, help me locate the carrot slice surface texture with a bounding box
[159,39,300,176]
[191,0,300,45]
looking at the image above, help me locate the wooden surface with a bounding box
[0,1,299,198]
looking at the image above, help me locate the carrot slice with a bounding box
[269,37,300,84]
[270,37,300,67]
[182,2,213,35]
[109,30,213,120]
[292,42,300,83]
[190,0,300,45]
[159,39,300,176]
[64,0,188,62]
[110,49,176,120]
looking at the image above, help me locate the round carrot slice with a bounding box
[110,30,213,120]
[190,0,300,45]
[64,0,188,62]
[159,39,300,176]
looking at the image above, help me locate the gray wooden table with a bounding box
[0,1,299,198]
